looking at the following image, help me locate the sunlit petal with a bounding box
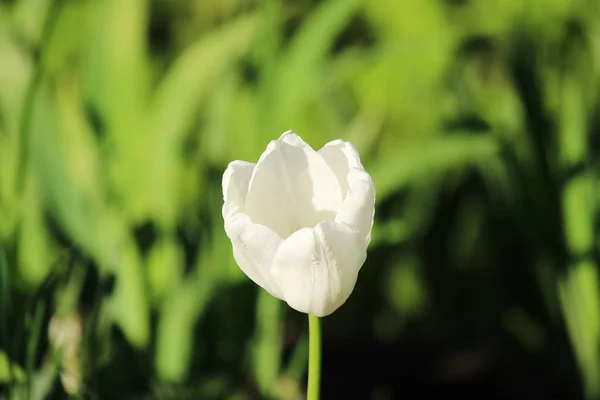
[244,131,343,238]
[271,220,366,316]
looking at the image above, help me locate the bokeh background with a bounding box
[1,0,600,399]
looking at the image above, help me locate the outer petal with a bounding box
[223,202,283,298]
[222,160,255,207]
[244,131,343,238]
[270,220,366,316]
[319,140,375,244]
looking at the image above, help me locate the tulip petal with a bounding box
[223,202,283,298]
[319,140,376,244]
[270,220,366,316]
[222,160,256,207]
[244,131,343,238]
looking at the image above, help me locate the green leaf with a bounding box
[0,9,31,228]
[26,301,46,395]
[31,86,150,349]
[559,261,600,399]
[108,236,150,349]
[17,172,51,286]
[385,257,426,315]
[252,291,282,397]
[284,334,307,383]
[370,219,411,247]
[148,13,259,230]
[277,0,361,138]
[30,88,97,252]
[557,77,599,398]
[369,134,500,200]
[147,237,184,305]
[0,9,31,138]
[0,244,10,318]
[154,218,226,382]
[0,351,25,383]
[155,261,217,382]
[83,0,151,222]
[11,0,52,47]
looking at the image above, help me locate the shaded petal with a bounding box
[270,220,366,316]
[222,160,255,207]
[319,140,376,244]
[318,140,350,195]
[223,202,283,298]
[244,131,343,238]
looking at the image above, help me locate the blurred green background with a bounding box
[1,0,600,398]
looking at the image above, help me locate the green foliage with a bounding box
[0,0,600,399]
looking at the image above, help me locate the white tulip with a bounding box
[222,131,375,317]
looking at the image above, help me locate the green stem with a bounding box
[307,314,321,400]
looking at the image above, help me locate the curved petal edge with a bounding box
[223,202,283,298]
[270,220,367,316]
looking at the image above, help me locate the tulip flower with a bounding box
[222,130,375,399]
[222,130,375,316]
